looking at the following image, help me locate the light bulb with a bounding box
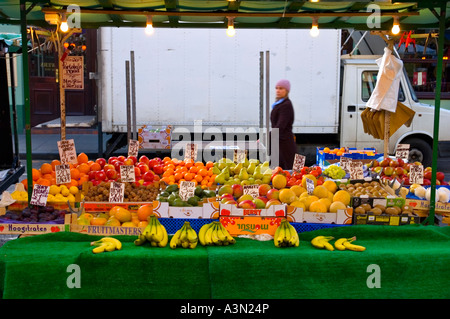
[226,25,235,37]
[60,21,69,32]
[145,16,154,35]
[310,25,319,37]
[391,17,400,35]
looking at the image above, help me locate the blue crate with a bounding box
[291,222,349,233]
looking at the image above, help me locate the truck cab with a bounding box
[340,54,450,167]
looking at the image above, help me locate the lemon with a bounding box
[289,200,306,210]
[61,187,70,197]
[49,185,61,196]
[318,198,332,212]
[332,190,351,206]
[313,185,329,198]
[69,186,79,195]
[272,174,287,190]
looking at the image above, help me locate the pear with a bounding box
[221,166,231,180]
[233,162,243,175]
[212,165,221,175]
[262,172,272,184]
[243,158,250,168]
[249,159,260,166]
[215,171,227,185]
[253,165,263,180]
[247,162,256,175]
[238,167,249,181]
[260,161,270,171]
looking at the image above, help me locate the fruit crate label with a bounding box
[410,164,424,184]
[128,139,140,157]
[179,181,196,201]
[109,182,125,203]
[243,185,259,198]
[120,165,136,182]
[55,164,71,184]
[395,144,410,160]
[184,143,198,162]
[57,139,77,164]
[292,154,305,172]
[340,157,351,173]
[349,161,364,179]
[30,184,50,207]
[233,149,247,163]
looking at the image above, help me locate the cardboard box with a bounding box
[353,213,420,225]
[138,125,171,149]
[352,196,406,209]
[316,147,380,167]
[286,206,353,224]
[405,199,450,213]
[168,201,219,219]
[219,216,283,236]
[219,203,286,217]
[69,213,145,235]
[0,214,71,235]
[83,200,169,217]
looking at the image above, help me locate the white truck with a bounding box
[97,27,450,166]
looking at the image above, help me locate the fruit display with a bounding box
[353,202,414,216]
[322,165,346,180]
[198,221,236,246]
[409,184,450,203]
[134,215,169,247]
[310,235,366,252]
[157,183,216,206]
[213,158,272,185]
[76,204,153,227]
[10,189,28,201]
[0,205,67,224]
[273,219,299,247]
[90,237,122,253]
[81,181,159,202]
[169,221,198,249]
[272,166,324,188]
[160,157,216,187]
[338,180,390,198]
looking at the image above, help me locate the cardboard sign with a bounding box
[233,149,247,163]
[120,165,135,182]
[55,164,71,184]
[179,181,196,201]
[128,139,140,157]
[57,139,77,164]
[395,144,410,160]
[292,154,306,173]
[349,161,364,179]
[243,185,259,198]
[184,143,198,162]
[30,184,50,206]
[410,164,424,184]
[340,157,351,173]
[62,56,84,90]
[109,182,125,203]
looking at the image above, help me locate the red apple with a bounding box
[232,184,244,198]
[436,171,445,181]
[266,189,280,200]
[127,156,138,165]
[258,184,272,196]
[134,166,141,178]
[383,167,394,176]
[142,171,155,182]
[238,200,256,209]
[117,155,126,162]
[95,170,107,181]
[137,162,149,173]
[379,158,391,167]
[397,158,405,167]
[153,164,164,175]
[113,161,123,172]
[108,156,117,164]
[103,164,115,172]
[424,170,432,180]
[423,178,431,185]
[401,175,410,186]
[105,168,118,180]
[394,167,405,176]
[88,171,97,180]
[123,158,134,166]
[389,159,399,167]
[95,158,107,168]
[139,155,150,165]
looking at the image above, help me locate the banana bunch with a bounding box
[274,219,299,248]
[170,221,198,249]
[198,221,236,246]
[134,215,168,247]
[91,237,122,254]
[334,236,366,252]
[311,235,366,252]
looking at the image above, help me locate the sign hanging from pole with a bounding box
[62,56,84,90]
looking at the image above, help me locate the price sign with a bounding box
[340,157,351,173]
[233,149,247,163]
[120,165,136,182]
[349,161,364,179]
[57,139,77,164]
[292,154,306,173]
[109,182,125,203]
[179,181,196,201]
[128,139,140,157]
[55,164,71,185]
[410,164,424,184]
[395,144,410,160]
[30,184,50,207]
[243,185,259,198]
[184,143,198,162]
[306,178,315,195]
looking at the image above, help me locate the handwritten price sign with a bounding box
[55,164,71,184]
[292,154,306,173]
[128,139,140,157]
[179,181,196,201]
[243,185,259,198]
[120,165,136,182]
[184,143,198,162]
[410,164,424,184]
[30,184,50,207]
[349,161,364,180]
[109,182,125,203]
[57,139,77,164]
[395,144,410,161]
[233,149,247,163]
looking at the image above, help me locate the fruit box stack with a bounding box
[316,147,380,167]
[286,205,353,225]
[168,200,220,219]
[138,125,171,150]
[219,203,286,236]
[351,196,421,226]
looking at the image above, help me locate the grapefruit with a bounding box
[313,185,329,198]
[272,174,287,190]
[329,201,347,213]
[279,188,296,204]
[323,180,338,193]
[332,190,351,206]
[309,200,328,213]
[290,185,306,197]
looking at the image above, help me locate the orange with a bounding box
[198,168,208,177]
[138,221,149,228]
[184,172,194,181]
[51,159,61,170]
[189,166,199,174]
[184,159,194,169]
[194,174,203,183]
[21,179,28,190]
[163,156,172,163]
[137,204,153,221]
[174,172,184,181]
[70,168,80,180]
[163,168,174,177]
[31,168,41,181]
[42,173,53,180]
[205,161,214,169]
[40,163,53,175]
[77,163,90,174]
[36,178,51,186]
[78,176,89,186]
[77,152,89,165]
[89,162,101,172]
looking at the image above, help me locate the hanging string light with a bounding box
[145,15,155,35]
[60,13,69,32]
[310,17,319,37]
[226,17,236,37]
[391,16,400,35]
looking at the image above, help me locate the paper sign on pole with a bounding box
[233,149,247,163]
[184,143,198,162]
[120,165,136,182]
[57,139,77,164]
[128,139,139,157]
[62,56,84,90]
[410,164,424,184]
[292,154,305,172]
[349,161,364,179]
[179,181,196,201]
[395,144,410,160]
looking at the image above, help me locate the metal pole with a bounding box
[96,28,103,157]
[20,1,33,204]
[131,51,137,140]
[424,2,446,225]
[8,53,20,168]
[265,50,270,161]
[125,60,131,143]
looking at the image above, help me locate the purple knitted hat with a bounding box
[276,79,291,92]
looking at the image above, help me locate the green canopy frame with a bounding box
[3,0,448,224]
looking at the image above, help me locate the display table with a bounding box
[1,225,450,299]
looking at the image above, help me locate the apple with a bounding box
[105,168,118,180]
[238,200,256,209]
[370,159,379,168]
[253,198,266,209]
[95,158,107,168]
[397,158,405,167]
[401,175,410,186]
[389,159,399,167]
[127,156,138,165]
[113,161,123,172]
[117,155,126,162]
[134,166,141,178]
[436,171,445,181]
[266,189,280,200]
[91,180,101,186]
[232,184,244,198]
[88,171,97,180]
[424,170,432,180]
[142,171,155,182]
[139,155,150,165]
[256,196,269,204]
[265,199,281,208]
[123,158,134,166]
[258,184,272,196]
[423,178,431,185]
[153,164,164,175]
[103,164,115,172]
[95,170,107,181]
[394,167,405,176]
[383,167,394,176]
[108,156,117,164]
[379,158,391,167]
[137,162,149,173]
[404,163,412,172]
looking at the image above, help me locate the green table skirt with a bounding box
[1,225,450,299]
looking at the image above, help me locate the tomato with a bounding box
[287,177,297,187]
[292,171,302,180]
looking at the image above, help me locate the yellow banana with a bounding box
[188,240,198,249]
[92,243,107,254]
[153,217,164,243]
[198,223,212,246]
[134,233,147,246]
[216,223,227,243]
[274,223,282,247]
[276,221,286,246]
[204,223,215,246]
[104,241,116,252]
[321,238,335,251]
[283,221,291,245]
[179,223,188,243]
[311,236,334,249]
[334,236,356,251]
[181,241,190,248]
[288,224,299,247]
[97,237,122,250]
[143,223,152,242]
[157,225,169,247]
[343,238,366,252]
[170,229,182,249]
[211,223,221,245]
[186,225,198,244]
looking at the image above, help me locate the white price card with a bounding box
[30,184,50,207]
[395,144,410,160]
[410,164,424,185]
[179,181,196,201]
[292,154,306,173]
[120,165,136,182]
[340,157,351,173]
[57,139,77,164]
[243,185,259,198]
[184,143,198,162]
[306,178,315,195]
[233,149,247,163]
[349,161,364,180]
[128,139,140,157]
[55,164,71,185]
[109,182,125,203]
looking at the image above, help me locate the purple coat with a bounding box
[270,98,296,170]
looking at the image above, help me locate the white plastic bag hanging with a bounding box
[366,47,403,112]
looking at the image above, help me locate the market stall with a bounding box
[0,0,449,300]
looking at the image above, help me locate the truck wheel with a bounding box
[402,137,432,167]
